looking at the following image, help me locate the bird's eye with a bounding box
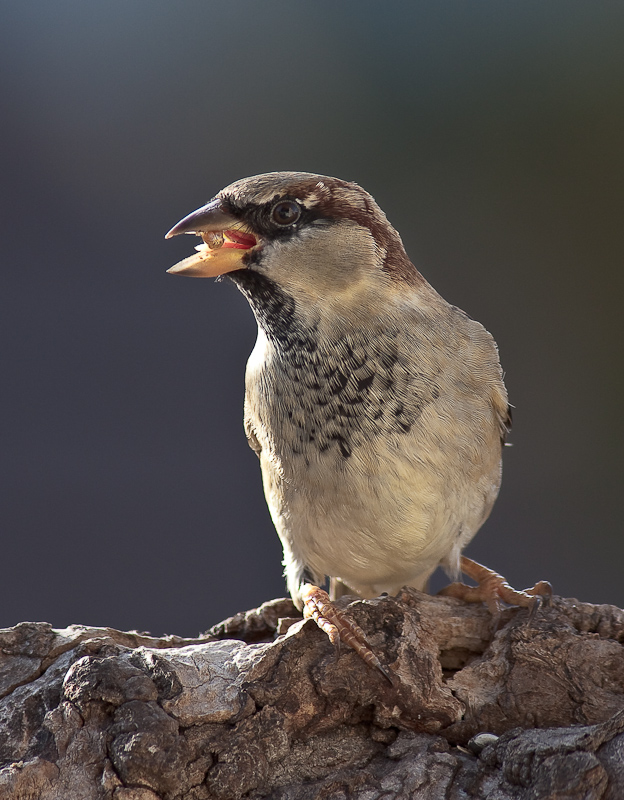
[271,200,302,227]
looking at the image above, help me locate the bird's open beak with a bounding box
[165,199,258,277]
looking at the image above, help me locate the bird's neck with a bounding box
[229,270,320,354]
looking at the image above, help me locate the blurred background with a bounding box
[1,1,622,636]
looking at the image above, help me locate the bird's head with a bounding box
[166,172,424,276]
[166,173,424,306]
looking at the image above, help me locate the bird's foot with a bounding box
[301,584,393,682]
[438,556,552,618]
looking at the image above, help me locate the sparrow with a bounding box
[165,172,551,675]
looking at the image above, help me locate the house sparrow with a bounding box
[166,172,551,675]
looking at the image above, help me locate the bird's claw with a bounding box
[301,584,393,682]
[438,557,552,621]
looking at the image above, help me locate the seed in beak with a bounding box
[202,231,224,250]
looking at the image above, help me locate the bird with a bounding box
[165,172,551,675]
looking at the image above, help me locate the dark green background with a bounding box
[2,2,622,635]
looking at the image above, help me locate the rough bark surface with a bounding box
[2,590,624,799]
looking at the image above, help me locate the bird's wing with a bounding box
[244,417,262,458]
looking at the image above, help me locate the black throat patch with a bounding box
[228,270,319,356]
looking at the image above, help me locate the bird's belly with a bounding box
[285,490,448,592]
[261,425,501,595]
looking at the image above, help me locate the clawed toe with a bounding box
[301,584,393,682]
[438,557,552,620]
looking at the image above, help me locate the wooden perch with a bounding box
[1,590,624,799]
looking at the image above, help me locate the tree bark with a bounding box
[1,590,624,799]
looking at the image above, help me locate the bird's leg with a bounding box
[329,576,353,601]
[300,584,393,682]
[438,556,552,617]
